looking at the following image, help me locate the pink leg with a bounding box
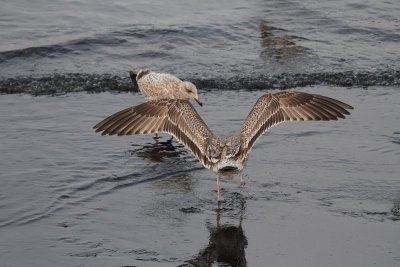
[216,175,221,202]
[240,174,246,187]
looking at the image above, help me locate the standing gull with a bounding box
[94,91,353,201]
[129,69,203,106]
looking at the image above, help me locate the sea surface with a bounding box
[0,0,399,266]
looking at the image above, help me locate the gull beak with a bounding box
[195,98,203,106]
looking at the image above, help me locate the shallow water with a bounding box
[1,0,400,266]
[1,87,399,266]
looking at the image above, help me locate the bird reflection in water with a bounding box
[187,195,248,267]
[259,20,312,63]
[128,136,186,163]
[127,137,201,195]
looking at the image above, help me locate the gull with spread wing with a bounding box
[94,91,353,201]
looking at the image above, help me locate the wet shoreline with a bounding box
[1,69,399,95]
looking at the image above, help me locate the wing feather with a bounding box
[94,99,213,168]
[240,91,353,156]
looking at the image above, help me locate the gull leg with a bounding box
[216,175,221,202]
[240,174,246,187]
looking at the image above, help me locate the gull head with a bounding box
[179,81,203,106]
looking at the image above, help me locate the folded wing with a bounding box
[240,91,353,155]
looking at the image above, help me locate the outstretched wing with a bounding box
[93,99,213,167]
[240,91,353,155]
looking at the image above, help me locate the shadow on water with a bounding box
[126,136,203,197]
[259,20,314,64]
[184,193,248,267]
[128,136,186,163]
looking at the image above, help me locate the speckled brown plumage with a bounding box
[129,69,203,106]
[94,91,353,201]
